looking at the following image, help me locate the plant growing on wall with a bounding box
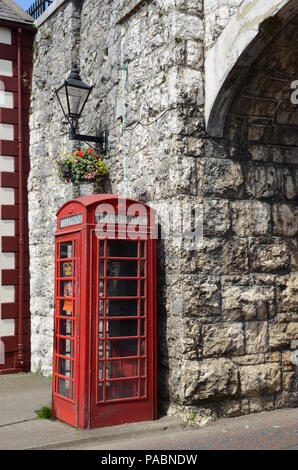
[57,148,107,185]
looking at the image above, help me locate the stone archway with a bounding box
[200,4,298,414]
[205,0,298,137]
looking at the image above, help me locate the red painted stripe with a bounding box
[1,336,17,353]
[1,172,19,188]
[1,236,19,252]
[1,205,19,219]
[1,302,30,319]
[2,269,18,285]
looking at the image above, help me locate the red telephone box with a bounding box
[52,194,157,429]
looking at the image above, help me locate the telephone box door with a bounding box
[90,234,156,427]
[52,234,80,427]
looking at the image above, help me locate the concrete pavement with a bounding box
[0,373,182,450]
[67,407,298,450]
[0,373,297,450]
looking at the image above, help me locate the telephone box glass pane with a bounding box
[140,242,145,258]
[58,378,71,399]
[60,261,73,278]
[107,240,138,258]
[58,358,71,376]
[100,261,105,277]
[106,359,138,379]
[59,319,73,337]
[106,260,138,277]
[106,299,138,317]
[107,320,138,338]
[140,379,146,397]
[98,361,104,380]
[140,359,146,376]
[60,280,73,297]
[60,243,72,259]
[105,380,138,400]
[98,383,103,401]
[140,299,145,316]
[60,300,74,316]
[106,339,138,358]
[140,320,145,336]
[140,261,145,277]
[106,280,138,297]
[59,338,72,356]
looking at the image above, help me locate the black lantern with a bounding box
[55,64,108,151]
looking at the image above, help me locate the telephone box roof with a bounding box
[57,194,155,215]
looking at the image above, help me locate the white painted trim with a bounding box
[0,90,14,109]
[0,27,11,45]
[0,188,14,205]
[0,123,14,140]
[0,59,13,77]
[0,156,14,172]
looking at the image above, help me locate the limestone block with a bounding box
[278,275,298,313]
[231,354,264,366]
[219,400,243,418]
[197,238,249,275]
[203,199,231,236]
[249,238,290,273]
[248,145,269,162]
[186,40,203,69]
[222,285,275,321]
[202,323,244,357]
[283,168,297,200]
[231,201,271,236]
[273,204,298,237]
[221,239,249,274]
[240,363,282,396]
[168,274,221,318]
[169,11,204,41]
[269,323,298,349]
[167,316,201,360]
[245,165,282,198]
[283,371,297,392]
[204,158,244,197]
[182,358,239,402]
[249,396,275,413]
[245,321,269,354]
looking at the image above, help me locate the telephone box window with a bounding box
[105,299,139,317]
[107,240,138,258]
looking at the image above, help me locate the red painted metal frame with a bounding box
[53,195,157,429]
[52,234,80,427]
[0,21,35,374]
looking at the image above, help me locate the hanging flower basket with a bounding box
[57,147,108,196]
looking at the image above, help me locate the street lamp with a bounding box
[55,64,108,151]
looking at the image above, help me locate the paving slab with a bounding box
[0,373,51,427]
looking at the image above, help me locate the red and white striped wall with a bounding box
[0,22,34,373]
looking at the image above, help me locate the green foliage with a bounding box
[187,409,197,427]
[35,405,52,420]
[57,147,108,184]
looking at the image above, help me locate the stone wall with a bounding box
[29,0,297,424]
[205,0,245,49]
